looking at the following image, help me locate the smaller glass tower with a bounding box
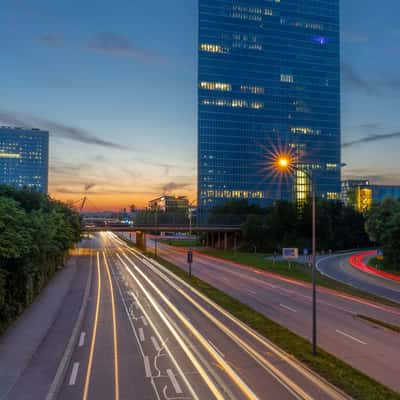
[0,127,49,193]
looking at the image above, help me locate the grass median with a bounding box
[368,257,400,277]
[143,251,400,400]
[198,248,400,308]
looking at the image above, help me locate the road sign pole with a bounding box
[187,249,193,278]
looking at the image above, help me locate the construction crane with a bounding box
[70,196,87,213]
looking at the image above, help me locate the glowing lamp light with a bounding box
[277,156,290,169]
[313,36,328,45]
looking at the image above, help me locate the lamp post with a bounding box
[276,156,317,356]
[187,200,196,278]
[154,205,159,257]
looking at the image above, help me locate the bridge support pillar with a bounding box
[234,233,238,251]
[136,231,147,251]
[224,232,228,251]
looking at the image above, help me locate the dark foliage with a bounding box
[211,200,371,252]
[0,187,82,333]
[365,197,400,271]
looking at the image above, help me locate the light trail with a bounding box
[82,252,101,400]
[103,252,120,400]
[115,253,237,400]
[121,250,309,400]
[119,240,347,400]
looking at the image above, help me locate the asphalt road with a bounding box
[55,232,350,400]
[317,253,400,304]
[135,236,400,392]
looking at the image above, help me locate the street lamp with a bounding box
[154,205,159,257]
[187,200,196,278]
[275,155,318,356]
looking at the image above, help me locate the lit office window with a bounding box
[200,82,232,91]
[200,44,227,54]
[281,74,294,83]
[240,85,265,94]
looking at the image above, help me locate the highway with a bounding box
[317,252,400,304]
[135,235,400,392]
[56,232,349,400]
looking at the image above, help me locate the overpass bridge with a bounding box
[84,223,242,251]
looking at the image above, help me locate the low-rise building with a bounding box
[342,180,400,212]
[148,195,189,213]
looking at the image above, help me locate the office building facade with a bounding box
[0,127,49,193]
[198,0,341,208]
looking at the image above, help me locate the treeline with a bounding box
[365,197,400,271]
[0,187,81,333]
[211,200,371,252]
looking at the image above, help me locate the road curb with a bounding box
[45,255,93,400]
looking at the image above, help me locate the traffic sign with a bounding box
[282,248,299,259]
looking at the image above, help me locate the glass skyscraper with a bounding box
[0,127,49,193]
[198,0,341,208]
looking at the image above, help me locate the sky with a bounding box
[1,0,400,211]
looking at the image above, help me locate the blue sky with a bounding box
[1,0,399,209]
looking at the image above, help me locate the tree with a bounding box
[0,187,82,333]
[365,197,400,271]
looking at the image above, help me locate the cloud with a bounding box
[342,31,369,44]
[162,182,191,193]
[89,32,164,63]
[39,34,64,47]
[342,131,400,148]
[53,187,154,196]
[342,63,376,94]
[84,183,96,191]
[342,63,400,95]
[0,109,127,150]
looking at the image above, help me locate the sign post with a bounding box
[282,248,299,269]
[187,249,193,278]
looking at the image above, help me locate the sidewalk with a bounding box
[0,256,89,400]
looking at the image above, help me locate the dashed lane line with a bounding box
[167,369,183,394]
[78,332,86,347]
[336,329,367,345]
[69,362,80,386]
[151,336,161,352]
[139,327,145,342]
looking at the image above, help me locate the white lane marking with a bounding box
[207,340,225,359]
[280,304,297,313]
[336,329,367,345]
[167,369,183,394]
[151,336,161,352]
[142,316,148,326]
[78,332,86,347]
[68,362,80,386]
[247,289,257,295]
[144,356,152,378]
[139,327,145,342]
[179,311,191,322]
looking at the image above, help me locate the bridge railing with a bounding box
[133,211,246,227]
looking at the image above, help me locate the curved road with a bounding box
[317,253,400,304]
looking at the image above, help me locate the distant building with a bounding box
[198,0,341,208]
[0,127,49,193]
[148,196,189,213]
[342,180,400,212]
